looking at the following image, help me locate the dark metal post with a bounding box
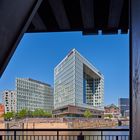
[14,130,16,140]
[116,136,118,140]
[0,135,2,140]
[77,132,84,140]
[57,130,59,140]
[101,131,103,140]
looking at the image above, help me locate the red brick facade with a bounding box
[0,104,4,116]
[104,104,120,118]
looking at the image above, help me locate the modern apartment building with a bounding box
[118,98,129,117]
[16,78,53,112]
[54,49,104,112]
[3,90,16,113]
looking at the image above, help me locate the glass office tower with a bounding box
[118,98,129,116]
[54,49,104,110]
[16,78,53,112]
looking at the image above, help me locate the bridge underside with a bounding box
[0,0,128,77]
[27,0,128,34]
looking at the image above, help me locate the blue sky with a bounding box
[0,32,129,105]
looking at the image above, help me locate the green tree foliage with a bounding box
[5,108,52,120]
[46,112,52,118]
[104,114,113,119]
[32,109,52,118]
[4,112,15,120]
[84,109,92,118]
[17,108,28,119]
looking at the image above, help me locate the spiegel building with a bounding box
[16,78,53,112]
[53,49,104,117]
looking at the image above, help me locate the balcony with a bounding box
[0,128,129,140]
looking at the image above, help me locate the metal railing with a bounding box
[0,128,129,140]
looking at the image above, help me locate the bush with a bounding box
[84,109,92,118]
[16,108,28,119]
[104,114,113,119]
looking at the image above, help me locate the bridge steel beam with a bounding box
[0,0,42,77]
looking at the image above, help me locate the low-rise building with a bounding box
[124,110,129,118]
[53,105,104,118]
[104,104,120,118]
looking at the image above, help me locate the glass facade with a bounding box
[16,78,53,112]
[54,51,76,109]
[54,49,104,110]
[83,73,94,106]
[118,98,129,116]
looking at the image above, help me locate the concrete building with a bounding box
[118,98,129,117]
[16,78,53,112]
[3,90,16,113]
[124,110,129,118]
[54,49,104,117]
[104,104,120,118]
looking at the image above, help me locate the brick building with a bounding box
[53,105,104,118]
[104,104,120,118]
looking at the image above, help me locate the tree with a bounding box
[32,109,40,117]
[4,112,15,120]
[104,114,113,119]
[84,109,92,118]
[15,108,52,119]
[45,112,52,118]
[27,110,32,117]
[17,108,28,119]
[32,109,52,118]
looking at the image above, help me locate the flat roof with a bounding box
[16,78,51,87]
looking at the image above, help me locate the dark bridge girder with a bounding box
[0,0,43,77]
[0,0,128,77]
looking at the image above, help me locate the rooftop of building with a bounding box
[16,78,52,87]
[105,104,119,109]
[3,90,15,93]
[55,48,104,78]
[119,98,129,100]
[54,104,104,112]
